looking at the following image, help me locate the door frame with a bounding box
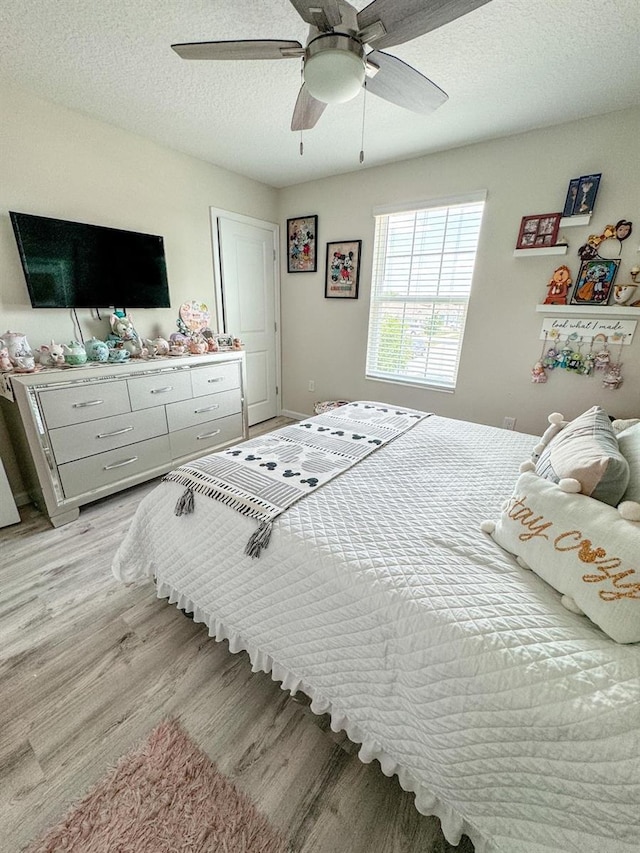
[209,208,282,418]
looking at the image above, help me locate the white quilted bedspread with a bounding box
[112,413,640,853]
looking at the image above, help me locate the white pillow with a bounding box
[612,418,640,434]
[534,406,629,506]
[484,471,640,643]
[618,423,640,504]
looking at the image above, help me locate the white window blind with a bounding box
[366,197,485,391]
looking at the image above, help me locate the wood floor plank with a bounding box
[0,417,473,853]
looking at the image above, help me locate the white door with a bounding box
[212,211,279,426]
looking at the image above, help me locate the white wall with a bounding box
[0,80,277,499]
[2,82,639,505]
[278,107,640,436]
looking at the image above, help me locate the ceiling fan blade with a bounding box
[365,51,448,114]
[291,84,327,131]
[357,0,492,49]
[171,40,304,60]
[288,0,344,31]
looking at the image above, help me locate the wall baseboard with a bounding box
[280,409,308,420]
[14,490,31,507]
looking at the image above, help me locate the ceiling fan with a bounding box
[172,0,492,131]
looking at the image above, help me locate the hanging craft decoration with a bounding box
[542,347,559,370]
[601,341,624,389]
[531,321,634,390]
[531,333,549,383]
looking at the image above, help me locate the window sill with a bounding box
[366,373,455,394]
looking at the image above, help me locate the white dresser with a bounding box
[1,352,248,526]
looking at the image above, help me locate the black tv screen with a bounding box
[10,211,171,309]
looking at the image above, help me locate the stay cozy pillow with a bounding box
[535,405,629,505]
[484,471,640,643]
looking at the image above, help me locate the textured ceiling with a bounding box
[1,0,639,188]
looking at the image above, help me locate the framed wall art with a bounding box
[325,240,362,299]
[562,178,580,217]
[561,173,602,218]
[573,173,601,216]
[570,258,620,305]
[287,214,317,273]
[516,213,561,249]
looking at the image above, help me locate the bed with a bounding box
[112,403,640,853]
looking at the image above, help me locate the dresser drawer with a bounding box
[58,434,171,499]
[127,370,192,411]
[169,413,243,460]
[49,407,168,465]
[191,362,240,398]
[165,388,241,433]
[39,381,131,429]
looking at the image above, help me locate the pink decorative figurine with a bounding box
[602,363,623,389]
[531,361,547,383]
[0,347,12,371]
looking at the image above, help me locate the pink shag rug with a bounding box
[25,719,290,853]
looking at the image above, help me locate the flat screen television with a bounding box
[9,211,171,309]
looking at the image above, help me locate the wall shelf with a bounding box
[559,214,591,227]
[535,304,640,316]
[514,245,568,257]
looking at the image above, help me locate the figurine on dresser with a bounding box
[62,341,87,366]
[0,331,35,372]
[37,341,66,366]
[0,348,12,371]
[85,338,110,362]
[108,312,144,357]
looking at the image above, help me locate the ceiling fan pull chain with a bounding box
[359,81,367,164]
[299,64,305,155]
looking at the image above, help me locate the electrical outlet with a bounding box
[503,416,516,430]
[308,380,315,392]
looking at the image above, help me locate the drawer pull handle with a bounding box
[207,377,224,383]
[96,426,134,439]
[150,386,174,394]
[197,429,221,440]
[103,456,139,470]
[194,404,220,414]
[73,399,104,408]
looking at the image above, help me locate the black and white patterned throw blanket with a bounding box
[164,401,430,557]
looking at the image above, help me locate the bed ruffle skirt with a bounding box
[153,576,492,853]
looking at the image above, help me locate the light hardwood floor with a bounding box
[0,416,473,853]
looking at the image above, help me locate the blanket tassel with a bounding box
[174,487,194,516]
[245,520,273,558]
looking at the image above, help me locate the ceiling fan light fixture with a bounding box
[304,34,365,104]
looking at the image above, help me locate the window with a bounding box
[366,193,485,391]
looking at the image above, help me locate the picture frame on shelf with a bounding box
[562,178,580,217]
[516,213,561,249]
[573,173,601,216]
[570,258,620,305]
[287,214,318,273]
[325,239,362,299]
[215,333,234,350]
